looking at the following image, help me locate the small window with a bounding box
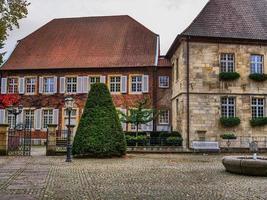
[159,76,169,88]
[89,76,100,87]
[25,78,36,94]
[159,110,169,125]
[42,109,53,129]
[251,98,265,118]
[24,109,35,129]
[43,77,55,93]
[221,97,236,118]
[130,124,142,131]
[131,76,142,93]
[8,78,18,94]
[109,76,121,93]
[64,108,77,127]
[66,77,77,93]
[176,98,179,115]
[220,53,235,72]
[251,55,264,74]
[7,112,16,129]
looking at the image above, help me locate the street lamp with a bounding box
[7,104,23,130]
[64,96,74,162]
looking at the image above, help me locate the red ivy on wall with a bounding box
[0,94,21,109]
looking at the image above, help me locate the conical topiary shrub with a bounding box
[72,83,126,157]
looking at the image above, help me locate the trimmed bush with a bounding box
[220,117,241,127]
[219,72,240,81]
[250,117,267,127]
[220,133,237,140]
[72,83,126,157]
[249,73,267,82]
[166,137,183,146]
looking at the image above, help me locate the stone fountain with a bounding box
[222,141,267,176]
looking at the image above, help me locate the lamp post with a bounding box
[7,104,23,130]
[64,96,74,162]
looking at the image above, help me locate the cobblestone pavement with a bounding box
[0,152,267,200]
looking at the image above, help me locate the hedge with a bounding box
[220,133,237,140]
[220,117,241,127]
[250,117,267,127]
[249,73,267,82]
[166,137,183,146]
[219,72,240,81]
[72,83,126,157]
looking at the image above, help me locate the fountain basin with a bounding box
[222,156,267,176]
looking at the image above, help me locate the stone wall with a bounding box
[171,41,267,148]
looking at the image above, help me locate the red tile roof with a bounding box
[1,15,158,70]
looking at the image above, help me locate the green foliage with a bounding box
[125,135,147,146]
[72,83,126,157]
[118,98,158,136]
[220,117,241,127]
[219,72,240,81]
[166,137,183,146]
[159,131,182,138]
[249,73,267,82]
[0,0,30,64]
[250,117,267,127]
[220,133,237,140]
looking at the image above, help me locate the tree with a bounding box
[119,98,158,137]
[0,0,30,64]
[72,83,126,158]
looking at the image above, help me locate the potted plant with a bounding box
[220,117,241,127]
[220,133,237,148]
[250,117,267,127]
[219,72,240,81]
[249,73,267,82]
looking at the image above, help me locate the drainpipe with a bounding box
[186,37,190,149]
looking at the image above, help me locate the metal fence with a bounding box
[126,137,183,147]
[55,130,68,152]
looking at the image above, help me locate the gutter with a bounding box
[153,35,160,132]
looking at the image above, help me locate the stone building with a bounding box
[167,0,267,148]
[0,16,172,144]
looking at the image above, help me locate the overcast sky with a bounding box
[3,0,208,60]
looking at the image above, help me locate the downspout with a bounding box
[153,35,160,132]
[186,37,190,149]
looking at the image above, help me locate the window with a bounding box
[89,76,100,87]
[110,76,121,93]
[7,113,15,129]
[130,124,142,131]
[43,77,55,93]
[159,76,169,88]
[64,109,77,127]
[221,97,236,118]
[251,55,263,74]
[176,98,179,115]
[220,53,235,72]
[66,77,77,93]
[251,98,265,118]
[25,78,36,94]
[176,58,179,80]
[8,78,18,94]
[159,110,169,125]
[131,76,142,92]
[24,110,34,129]
[42,109,53,129]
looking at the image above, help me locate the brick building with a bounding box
[167,0,267,148]
[0,16,172,143]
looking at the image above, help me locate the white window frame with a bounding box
[159,110,170,125]
[7,78,18,94]
[89,76,101,87]
[251,54,264,74]
[24,109,35,129]
[42,109,53,129]
[7,112,16,129]
[159,76,170,88]
[109,76,121,93]
[221,97,236,118]
[43,77,55,94]
[251,98,265,119]
[220,53,235,72]
[131,75,142,93]
[66,77,77,94]
[25,77,36,94]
